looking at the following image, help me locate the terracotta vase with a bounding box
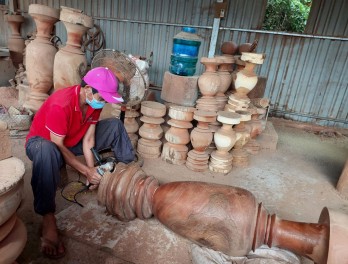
[5,14,25,69]
[24,4,60,112]
[196,57,222,112]
[162,105,194,165]
[138,101,166,158]
[97,163,348,263]
[186,110,216,172]
[233,52,265,99]
[53,6,93,90]
[209,111,241,173]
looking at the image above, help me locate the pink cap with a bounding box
[83,67,124,104]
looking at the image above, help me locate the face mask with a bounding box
[86,95,105,109]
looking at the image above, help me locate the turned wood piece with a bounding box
[5,14,25,69]
[336,159,348,198]
[196,57,221,112]
[186,110,216,172]
[138,101,166,158]
[250,98,269,108]
[209,111,241,173]
[162,105,194,165]
[98,163,348,263]
[24,4,60,112]
[54,6,93,90]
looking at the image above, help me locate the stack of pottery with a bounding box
[209,111,241,174]
[231,110,251,168]
[162,105,195,165]
[186,110,216,172]
[225,93,250,112]
[138,101,166,158]
[214,56,234,111]
[195,57,221,112]
[54,6,93,90]
[5,13,25,69]
[24,4,60,112]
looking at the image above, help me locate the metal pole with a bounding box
[208,18,221,58]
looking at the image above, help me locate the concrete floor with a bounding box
[9,116,348,264]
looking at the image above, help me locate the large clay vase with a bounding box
[5,14,25,69]
[53,6,93,90]
[97,163,348,263]
[24,4,60,112]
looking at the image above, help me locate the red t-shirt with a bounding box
[26,85,102,147]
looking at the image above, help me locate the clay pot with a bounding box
[221,41,238,55]
[0,157,25,226]
[54,6,93,90]
[98,164,348,263]
[5,14,25,69]
[24,4,60,112]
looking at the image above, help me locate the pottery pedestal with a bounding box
[162,105,194,165]
[209,111,241,174]
[5,14,25,69]
[138,101,166,159]
[54,6,93,90]
[186,110,217,172]
[24,4,60,112]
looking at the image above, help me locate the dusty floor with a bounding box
[8,115,348,264]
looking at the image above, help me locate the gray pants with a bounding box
[26,118,134,215]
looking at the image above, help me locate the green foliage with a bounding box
[263,0,311,33]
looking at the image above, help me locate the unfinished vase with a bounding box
[53,6,93,90]
[97,163,348,264]
[5,14,25,69]
[24,4,60,112]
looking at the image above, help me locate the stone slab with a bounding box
[57,198,192,264]
[257,121,278,151]
[161,71,199,107]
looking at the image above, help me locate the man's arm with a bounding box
[50,133,102,185]
[83,124,96,168]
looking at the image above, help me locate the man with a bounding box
[25,67,134,259]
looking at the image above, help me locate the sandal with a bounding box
[40,237,66,259]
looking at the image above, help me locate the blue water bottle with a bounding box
[169,27,202,76]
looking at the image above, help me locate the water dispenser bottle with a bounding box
[169,27,202,76]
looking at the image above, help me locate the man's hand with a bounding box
[85,166,102,186]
